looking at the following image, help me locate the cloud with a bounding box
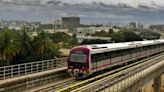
[0,0,161,9]
[0,0,164,24]
[0,0,60,6]
[46,0,61,6]
[0,0,162,13]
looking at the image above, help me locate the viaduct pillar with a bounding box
[153,76,161,92]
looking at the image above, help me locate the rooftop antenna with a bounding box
[109,19,112,27]
[50,16,52,24]
[67,13,72,17]
[70,13,72,17]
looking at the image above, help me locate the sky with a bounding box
[0,0,164,25]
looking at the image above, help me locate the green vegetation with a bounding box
[0,28,74,66]
[122,30,142,41]
[81,39,109,45]
[0,29,21,65]
[92,30,113,37]
[111,32,125,42]
[88,30,142,44]
[49,32,77,48]
[0,27,143,66]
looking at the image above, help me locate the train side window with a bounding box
[127,49,132,54]
[97,53,104,62]
[136,47,139,52]
[119,50,124,56]
[91,52,111,63]
[145,46,149,50]
[98,53,103,61]
[139,47,142,52]
[117,50,122,57]
[129,48,134,54]
[91,54,96,63]
[102,52,107,60]
[130,49,134,54]
[126,49,130,55]
[142,47,145,51]
[107,52,111,59]
[121,49,128,56]
[122,49,126,55]
[111,51,118,59]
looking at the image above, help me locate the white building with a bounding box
[54,19,62,26]
[76,26,120,36]
[43,28,73,36]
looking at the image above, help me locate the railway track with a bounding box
[34,78,77,92]
[35,62,136,92]
[35,60,140,92]
[35,52,164,92]
[56,52,164,92]
[72,53,164,92]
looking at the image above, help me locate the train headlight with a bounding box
[67,69,72,72]
[69,66,73,68]
[79,70,83,73]
[83,70,87,74]
[73,69,79,76]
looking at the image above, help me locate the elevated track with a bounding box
[55,52,164,92]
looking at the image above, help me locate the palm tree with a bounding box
[16,28,36,62]
[33,31,56,60]
[19,28,33,55]
[0,29,20,65]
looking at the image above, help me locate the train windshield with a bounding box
[70,51,87,63]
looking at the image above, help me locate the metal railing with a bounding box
[106,58,164,92]
[0,58,67,80]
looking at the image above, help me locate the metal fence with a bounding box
[106,58,164,92]
[0,58,67,80]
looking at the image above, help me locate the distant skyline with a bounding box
[0,0,164,25]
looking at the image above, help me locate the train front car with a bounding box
[67,46,90,79]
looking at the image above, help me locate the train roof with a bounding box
[72,39,164,54]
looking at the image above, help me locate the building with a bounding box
[54,19,62,28]
[129,22,136,29]
[76,27,95,36]
[149,25,164,30]
[76,26,119,36]
[54,19,62,25]
[138,23,143,29]
[0,20,40,30]
[43,28,73,36]
[76,36,111,43]
[62,17,80,28]
[139,30,161,40]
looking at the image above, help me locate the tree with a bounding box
[70,34,78,46]
[49,32,77,48]
[17,28,35,62]
[0,28,63,66]
[81,39,109,45]
[111,32,125,42]
[122,31,142,41]
[33,31,60,60]
[0,29,20,65]
[92,30,110,37]
[46,44,61,57]
[50,32,71,43]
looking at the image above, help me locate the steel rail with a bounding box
[56,52,164,92]
[35,78,77,92]
[71,52,164,92]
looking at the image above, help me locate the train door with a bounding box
[91,54,97,72]
[93,54,98,72]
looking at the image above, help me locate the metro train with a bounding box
[67,40,164,79]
